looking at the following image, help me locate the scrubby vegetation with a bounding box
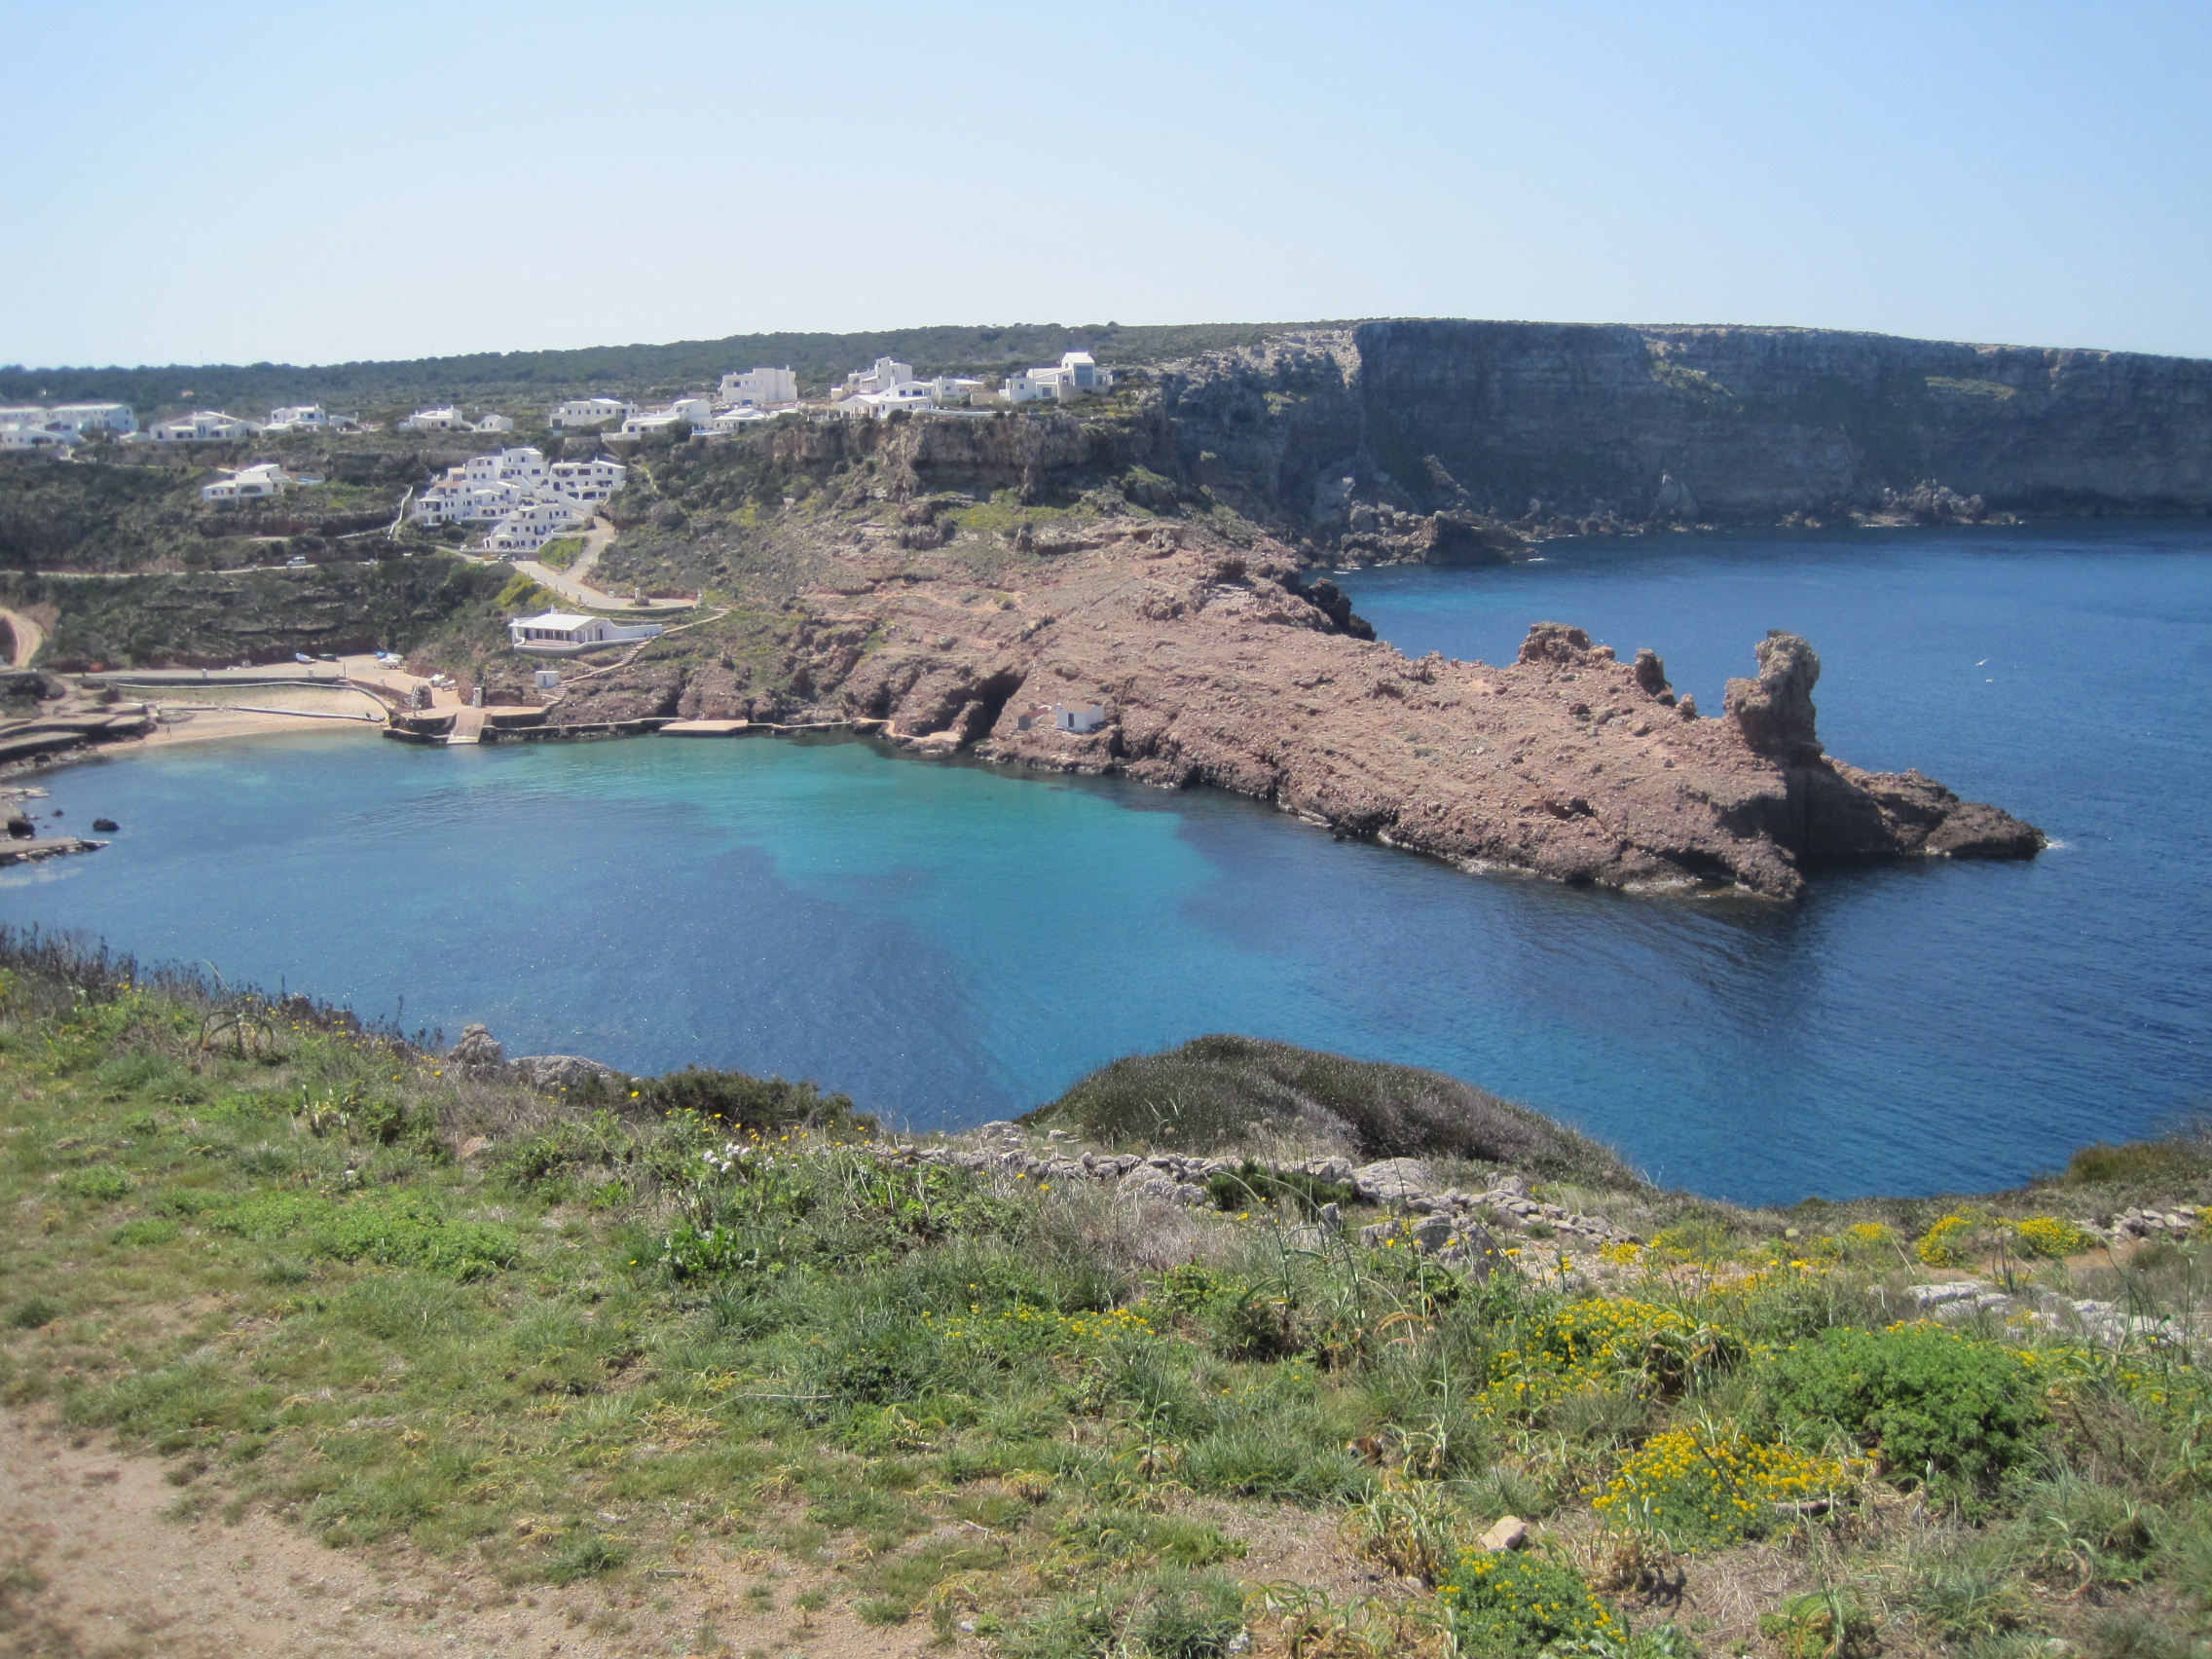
[1,555,509,670]
[0,321,1310,427]
[3,933,2211,1658]
[1027,1033,1638,1185]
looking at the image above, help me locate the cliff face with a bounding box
[1159,321,2212,542]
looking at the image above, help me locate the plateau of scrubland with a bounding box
[5,933,2210,1659]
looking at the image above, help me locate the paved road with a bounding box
[510,520,695,613]
[0,608,45,668]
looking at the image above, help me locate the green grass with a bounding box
[3,934,2211,1655]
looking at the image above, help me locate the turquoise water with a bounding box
[5,520,2209,1202]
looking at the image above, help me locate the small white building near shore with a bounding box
[508,610,665,654]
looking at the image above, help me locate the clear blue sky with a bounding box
[6,0,2207,368]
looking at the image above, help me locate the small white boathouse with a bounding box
[508,610,664,655]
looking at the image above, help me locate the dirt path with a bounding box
[512,519,696,613]
[0,1407,1369,1659]
[0,1408,938,1659]
[0,608,45,669]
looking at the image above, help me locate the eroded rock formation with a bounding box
[525,517,2041,898]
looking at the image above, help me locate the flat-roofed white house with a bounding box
[839,357,913,399]
[1006,351,1115,405]
[0,422,78,452]
[13,402,137,435]
[548,457,625,502]
[201,461,293,502]
[265,404,328,431]
[719,366,798,407]
[464,446,550,489]
[481,499,589,554]
[620,396,712,437]
[150,410,262,442]
[508,610,666,654]
[400,406,470,431]
[1053,702,1108,733]
[549,397,636,430]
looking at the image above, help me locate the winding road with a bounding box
[0,607,46,669]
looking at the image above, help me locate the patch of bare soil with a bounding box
[0,1408,939,1659]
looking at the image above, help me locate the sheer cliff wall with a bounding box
[1157,321,2212,535]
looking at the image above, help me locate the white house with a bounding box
[1054,702,1108,733]
[481,498,590,553]
[463,446,550,490]
[0,422,78,452]
[508,610,665,653]
[200,461,293,502]
[1006,351,1114,405]
[838,357,913,399]
[400,406,471,431]
[265,404,328,431]
[719,366,798,407]
[548,456,625,502]
[549,397,635,430]
[150,410,262,442]
[474,412,515,432]
[619,396,712,437]
[711,405,777,430]
[2,402,137,436]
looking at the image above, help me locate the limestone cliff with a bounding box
[1160,320,2212,551]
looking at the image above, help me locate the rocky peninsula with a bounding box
[498,414,2041,898]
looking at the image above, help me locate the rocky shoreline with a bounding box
[507,517,2040,898]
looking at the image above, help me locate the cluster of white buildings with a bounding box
[400,406,513,433]
[0,401,137,451]
[824,351,1112,419]
[409,446,628,553]
[530,349,1117,436]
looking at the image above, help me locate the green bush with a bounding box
[636,1066,874,1137]
[1758,1326,2046,1497]
[1434,1548,1624,1657]
[1027,1034,1635,1181]
[57,1163,133,1201]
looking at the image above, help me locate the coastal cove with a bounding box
[5,521,2207,1205]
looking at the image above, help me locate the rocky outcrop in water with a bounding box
[553,511,2043,897]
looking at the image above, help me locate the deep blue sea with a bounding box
[6,521,2208,1204]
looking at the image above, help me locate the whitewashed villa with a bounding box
[148,410,261,442]
[549,397,636,431]
[200,461,294,502]
[508,610,665,653]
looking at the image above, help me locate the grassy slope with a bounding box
[3,939,2211,1659]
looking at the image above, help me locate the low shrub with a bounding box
[1025,1034,1637,1182]
[1434,1548,1622,1657]
[635,1067,874,1137]
[1916,1212,1982,1267]
[2064,1134,2211,1188]
[2011,1216,2097,1259]
[56,1163,133,1201]
[1592,1428,1864,1549]
[1758,1326,2046,1498]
